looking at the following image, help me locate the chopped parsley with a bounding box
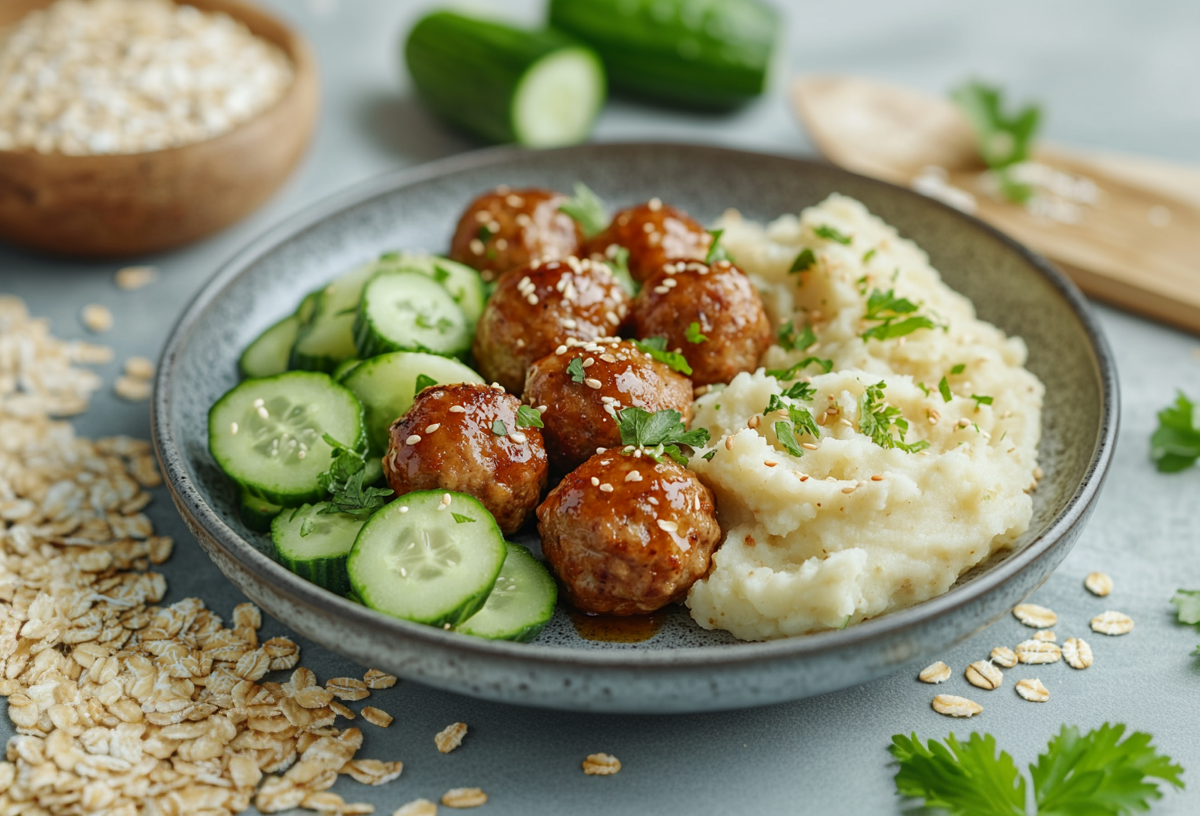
[891,724,1183,816]
[414,373,436,395]
[1150,391,1200,473]
[814,224,851,245]
[788,248,816,274]
[859,382,928,453]
[491,419,507,436]
[916,382,930,397]
[938,377,953,402]
[701,450,717,461]
[317,434,393,516]
[515,405,544,428]
[950,81,1041,204]
[477,224,493,243]
[685,321,709,344]
[862,248,877,263]
[557,182,608,238]
[704,229,731,264]
[766,357,833,381]
[861,288,937,343]
[970,394,994,408]
[614,406,710,466]
[951,363,967,375]
[566,357,586,383]
[632,337,692,376]
[432,264,452,285]
[608,245,638,296]
[782,381,817,401]
[774,422,805,457]
[777,320,817,352]
[451,512,476,524]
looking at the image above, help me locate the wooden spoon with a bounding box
[792,75,1200,334]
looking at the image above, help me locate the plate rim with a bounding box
[152,141,1119,670]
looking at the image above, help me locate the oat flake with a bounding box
[1062,637,1094,669]
[582,753,622,775]
[393,799,439,816]
[918,661,951,684]
[441,787,488,809]
[1013,603,1057,628]
[1016,639,1062,664]
[931,695,982,718]
[1091,611,1134,636]
[1015,678,1050,703]
[965,661,1003,691]
[435,722,468,754]
[990,646,1018,668]
[1085,572,1113,597]
[1032,630,1056,642]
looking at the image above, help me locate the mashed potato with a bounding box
[685,194,1043,641]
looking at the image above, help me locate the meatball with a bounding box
[384,383,548,534]
[632,259,771,387]
[523,338,693,474]
[449,187,582,281]
[582,199,711,283]
[537,453,721,615]
[472,257,631,394]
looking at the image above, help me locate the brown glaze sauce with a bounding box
[568,609,670,643]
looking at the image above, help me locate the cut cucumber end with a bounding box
[271,502,364,596]
[514,48,606,148]
[456,542,557,642]
[240,315,300,380]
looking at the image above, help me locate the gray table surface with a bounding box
[4,1,1199,813]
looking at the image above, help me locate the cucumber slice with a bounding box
[240,488,283,533]
[456,542,557,642]
[290,263,380,372]
[341,351,484,455]
[405,11,605,147]
[352,270,472,359]
[239,315,300,379]
[208,371,366,506]
[297,289,321,325]
[380,252,487,325]
[271,502,364,595]
[348,490,507,627]
[548,0,779,109]
[332,358,363,381]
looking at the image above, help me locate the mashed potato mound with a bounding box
[685,194,1043,641]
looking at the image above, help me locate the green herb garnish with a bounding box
[891,724,1183,816]
[1150,391,1200,473]
[632,337,692,375]
[451,512,476,524]
[516,405,544,428]
[705,229,730,264]
[971,394,994,407]
[686,322,709,344]
[950,81,1041,204]
[777,320,817,352]
[491,419,507,436]
[701,450,717,461]
[859,382,928,453]
[317,434,393,517]
[415,314,453,333]
[557,182,608,238]
[414,374,436,396]
[783,381,816,401]
[608,245,638,296]
[951,363,967,374]
[614,406,710,466]
[862,248,877,263]
[789,248,816,273]
[774,421,805,457]
[938,377,953,402]
[814,224,851,245]
[566,357,586,383]
[861,288,937,343]
[766,357,833,381]
[477,224,493,243]
[917,382,930,397]
[299,517,315,538]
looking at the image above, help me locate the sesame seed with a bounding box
[648,197,662,211]
[647,497,659,506]
[253,398,264,408]
[495,238,508,251]
[958,418,970,428]
[606,311,620,325]
[555,345,568,355]
[748,416,760,429]
[653,286,670,294]
[425,424,440,433]
[599,484,614,492]
[469,238,484,255]
[585,378,602,389]
[662,278,677,288]
[802,442,818,451]
[656,519,678,532]
[764,461,777,467]
[527,295,539,305]
[506,194,525,207]
[871,474,884,481]
[229,421,238,434]
[257,406,269,418]
[841,485,857,494]
[633,449,642,458]
[297,450,306,459]
[406,434,421,445]
[449,405,466,413]
[600,354,617,363]
[591,477,600,486]
[491,382,504,390]
[537,405,548,414]
[625,471,643,482]
[839,418,853,427]
[725,436,734,450]
[487,221,501,233]
[509,432,527,444]
[597,447,607,454]
[583,357,595,367]
[399,506,409,514]
[516,338,525,348]
[474,210,491,223]
[441,493,452,506]
[562,318,577,329]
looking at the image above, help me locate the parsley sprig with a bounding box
[607,245,638,296]
[788,248,816,274]
[557,182,608,238]
[891,724,1183,816]
[764,393,819,458]
[777,320,817,352]
[632,337,692,376]
[766,356,833,381]
[814,224,851,245]
[859,382,929,453]
[705,229,731,264]
[317,434,393,516]
[861,288,937,342]
[950,81,1041,204]
[1171,589,1200,656]
[614,407,709,466]
[566,357,586,383]
[516,405,544,428]
[685,322,708,344]
[1150,391,1200,473]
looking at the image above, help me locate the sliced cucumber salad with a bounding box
[456,542,557,642]
[353,270,473,359]
[271,502,365,596]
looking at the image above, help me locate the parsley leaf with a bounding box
[859,381,929,453]
[951,363,967,374]
[774,421,805,457]
[862,248,877,263]
[1171,589,1200,626]
[477,224,493,243]
[317,434,393,516]
[1150,391,1200,473]
[607,245,638,296]
[938,376,953,402]
[632,337,692,376]
[567,357,586,383]
[917,381,931,397]
[686,322,709,344]
[861,288,936,343]
[814,224,851,245]
[516,405,544,428]
[777,320,817,352]
[614,407,710,466]
[557,182,608,238]
[414,373,436,396]
[789,248,816,273]
[783,381,816,401]
[971,394,994,407]
[950,81,1041,204]
[890,732,1026,816]
[701,449,717,461]
[491,419,507,436]
[451,512,476,524]
[704,229,731,264]
[766,357,833,381]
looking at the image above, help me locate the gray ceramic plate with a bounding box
[153,143,1117,713]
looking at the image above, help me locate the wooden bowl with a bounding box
[0,0,319,258]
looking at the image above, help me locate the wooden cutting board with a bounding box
[791,75,1200,334]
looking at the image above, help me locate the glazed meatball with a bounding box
[582,199,711,283]
[472,257,631,394]
[632,259,771,387]
[384,383,548,534]
[449,187,583,281]
[523,338,693,474]
[538,453,721,615]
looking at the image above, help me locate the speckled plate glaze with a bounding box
[152,143,1118,713]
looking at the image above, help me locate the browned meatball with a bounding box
[523,338,693,474]
[449,187,583,282]
[632,259,771,387]
[582,199,711,283]
[538,453,721,615]
[471,257,632,394]
[384,383,548,534]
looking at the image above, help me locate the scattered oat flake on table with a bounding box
[114,374,153,401]
[931,694,982,718]
[582,753,622,775]
[1013,603,1058,628]
[81,302,114,332]
[328,676,371,700]
[1033,630,1056,642]
[394,799,439,816]
[990,646,1018,668]
[918,661,951,684]
[965,660,1004,690]
[365,668,399,689]
[436,722,469,753]
[441,787,488,808]
[363,706,393,728]
[1091,610,1134,635]
[1062,637,1094,669]
[1016,639,1062,664]
[342,758,404,786]
[1015,678,1050,703]
[124,355,156,379]
[115,265,159,290]
[330,700,356,719]
[1085,571,1113,597]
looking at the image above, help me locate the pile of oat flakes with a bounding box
[0,296,420,815]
